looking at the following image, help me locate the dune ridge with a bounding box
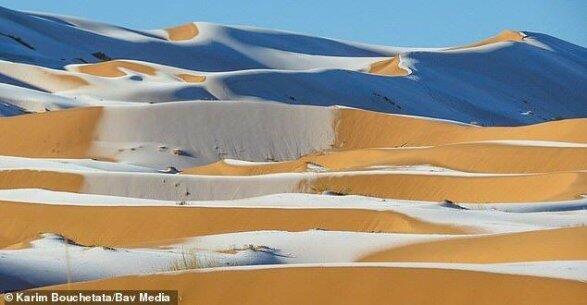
[164,22,199,41]
[42,266,587,305]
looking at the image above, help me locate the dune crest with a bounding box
[48,267,587,305]
[368,55,411,76]
[165,22,199,41]
[359,226,587,263]
[0,201,466,248]
[72,60,157,77]
[451,30,526,50]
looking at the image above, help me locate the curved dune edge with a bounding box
[0,62,89,92]
[176,73,206,83]
[73,60,157,77]
[335,109,587,149]
[302,172,587,203]
[44,267,587,305]
[450,30,526,50]
[183,144,587,175]
[1,106,586,161]
[359,226,587,263]
[0,201,466,248]
[0,107,102,158]
[368,55,410,76]
[164,23,199,41]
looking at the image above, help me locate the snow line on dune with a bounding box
[180,261,587,282]
[1,231,586,292]
[1,189,585,233]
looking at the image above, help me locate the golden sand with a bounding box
[0,201,466,248]
[165,23,199,41]
[43,267,587,305]
[450,30,525,50]
[0,107,101,158]
[74,60,157,77]
[335,108,587,149]
[368,55,410,76]
[360,226,587,263]
[0,170,83,193]
[176,73,206,83]
[184,143,587,175]
[303,172,587,203]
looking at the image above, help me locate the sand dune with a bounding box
[0,107,101,158]
[451,30,526,50]
[0,200,465,248]
[368,55,410,76]
[184,143,587,175]
[0,6,585,301]
[165,22,199,41]
[0,61,89,92]
[335,108,587,149]
[43,266,587,305]
[176,73,206,83]
[360,226,587,263]
[73,60,157,77]
[305,171,587,203]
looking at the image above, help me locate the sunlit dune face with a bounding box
[39,70,90,91]
[0,107,102,158]
[0,170,83,193]
[74,60,158,77]
[359,226,587,263]
[50,267,587,305]
[0,202,466,248]
[450,30,526,50]
[182,143,587,176]
[165,23,199,41]
[369,55,410,76]
[176,73,206,83]
[0,61,89,92]
[302,172,587,203]
[334,109,587,149]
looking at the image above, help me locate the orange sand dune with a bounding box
[0,170,82,193]
[368,55,410,76]
[0,62,89,92]
[74,60,157,77]
[165,23,199,41]
[44,267,587,305]
[184,143,587,175]
[0,107,101,158]
[176,73,206,83]
[0,201,465,248]
[450,30,525,50]
[360,226,587,263]
[304,171,587,203]
[335,108,587,149]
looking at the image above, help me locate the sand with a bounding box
[451,30,526,50]
[359,226,587,263]
[176,73,206,83]
[165,23,199,41]
[184,143,587,175]
[0,201,466,248]
[0,62,89,92]
[41,266,587,305]
[335,108,587,149]
[74,60,157,77]
[304,171,587,203]
[0,170,83,193]
[368,55,410,76]
[0,107,101,158]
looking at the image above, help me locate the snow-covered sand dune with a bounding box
[0,5,585,303]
